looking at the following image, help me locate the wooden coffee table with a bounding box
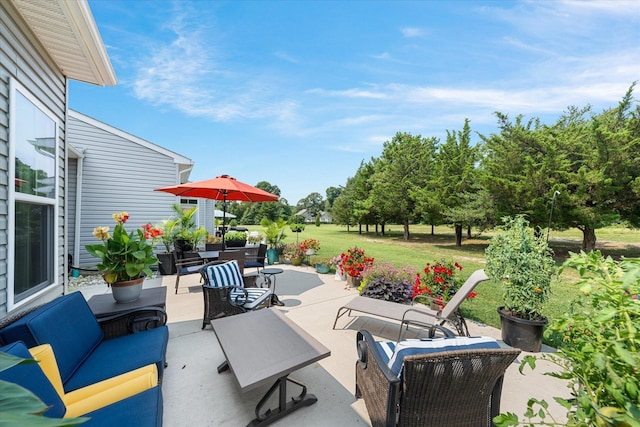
[211,308,331,427]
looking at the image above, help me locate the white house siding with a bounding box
[1,1,68,315]
[67,112,193,268]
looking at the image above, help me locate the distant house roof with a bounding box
[69,110,194,183]
[9,0,116,86]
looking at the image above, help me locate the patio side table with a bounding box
[87,287,167,338]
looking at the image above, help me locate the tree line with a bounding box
[330,84,640,251]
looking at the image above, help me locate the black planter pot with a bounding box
[157,252,176,275]
[225,240,246,248]
[498,307,548,352]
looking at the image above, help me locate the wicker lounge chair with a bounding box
[334,269,490,337]
[355,329,520,427]
[201,260,271,329]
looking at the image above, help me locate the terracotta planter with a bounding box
[111,277,144,303]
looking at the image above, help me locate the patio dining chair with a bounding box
[174,255,206,294]
[200,260,272,329]
[355,328,521,427]
[244,243,267,274]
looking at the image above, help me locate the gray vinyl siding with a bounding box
[1,1,68,315]
[67,115,186,268]
[67,157,78,266]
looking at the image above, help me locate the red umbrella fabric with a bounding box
[155,175,279,245]
[154,174,279,202]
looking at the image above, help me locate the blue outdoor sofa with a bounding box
[0,291,168,425]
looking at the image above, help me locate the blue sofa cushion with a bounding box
[63,325,169,392]
[0,341,66,418]
[81,386,163,427]
[376,336,501,376]
[0,293,103,384]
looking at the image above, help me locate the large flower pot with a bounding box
[225,240,246,248]
[157,252,176,275]
[111,278,144,303]
[266,248,278,265]
[498,307,548,352]
[316,263,330,274]
[291,257,303,266]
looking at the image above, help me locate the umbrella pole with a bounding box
[222,194,227,250]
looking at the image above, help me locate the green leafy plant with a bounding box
[247,233,263,244]
[358,261,416,303]
[85,212,161,284]
[0,351,88,426]
[260,218,287,248]
[171,204,197,250]
[485,215,556,319]
[290,223,305,232]
[224,231,247,242]
[494,251,640,427]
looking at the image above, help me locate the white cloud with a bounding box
[400,27,426,38]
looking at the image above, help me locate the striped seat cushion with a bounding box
[203,261,244,288]
[229,288,272,310]
[375,336,501,376]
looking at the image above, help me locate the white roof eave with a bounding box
[10,0,117,86]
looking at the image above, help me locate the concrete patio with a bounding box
[79,264,570,426]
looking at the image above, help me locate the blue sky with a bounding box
[69,0,640,205]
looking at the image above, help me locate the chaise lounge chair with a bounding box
[333,269,489,338]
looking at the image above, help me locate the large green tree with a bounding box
[369,132,437,240]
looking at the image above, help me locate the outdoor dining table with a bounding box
[197,251,219,262]
[212,308,330,427]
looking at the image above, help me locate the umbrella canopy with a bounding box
[155,175,279,245]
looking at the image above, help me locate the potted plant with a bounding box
[283,243,305,266]
[413,259,474,310]
[154,218,178,275]
[85,212,162,303]
[314,256,333,274]
[261,218,287,264]
[246,232,263,248]
[205,234,223,251]
[300,238,320,256]
[494,251,640,426]
[224,231,247,248]
[359,261,416,303]
[171,204,197,255]
[485,215,556,352]
[339,247,375,288]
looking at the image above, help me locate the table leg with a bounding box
[264,274,285,306]
[247,375,317,427]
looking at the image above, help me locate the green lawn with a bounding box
[244,223,640,330]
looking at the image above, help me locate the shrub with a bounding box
[359,261,416,304]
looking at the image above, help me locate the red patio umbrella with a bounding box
[155,175,279,245]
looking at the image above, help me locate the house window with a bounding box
[9,83,58,306]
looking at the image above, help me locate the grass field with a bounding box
[244,223,640,331]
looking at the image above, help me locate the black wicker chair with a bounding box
[201,260,271,329]
[355,329,520,427]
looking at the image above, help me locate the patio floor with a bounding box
[80,264,570,426]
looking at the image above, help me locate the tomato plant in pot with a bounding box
[485,215,556,352]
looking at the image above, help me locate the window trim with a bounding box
[8,79,60,310]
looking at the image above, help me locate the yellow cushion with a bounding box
[63,364,158,418]
[29,344,158,418]
[29,344,64,397]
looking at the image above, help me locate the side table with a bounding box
[88,287,167,339]
[261,268,284,306]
